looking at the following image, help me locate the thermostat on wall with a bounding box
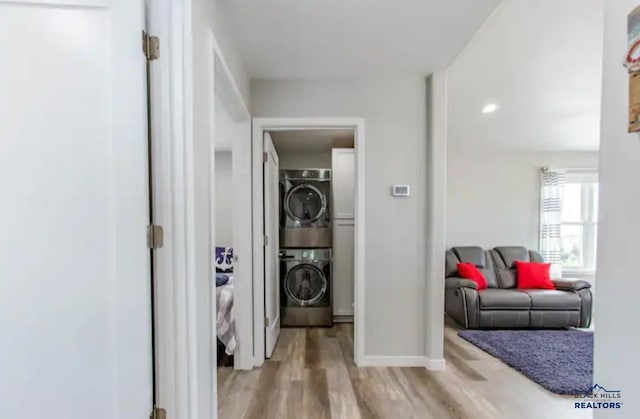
[391,185,410,197]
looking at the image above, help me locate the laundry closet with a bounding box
[267,129,356,329]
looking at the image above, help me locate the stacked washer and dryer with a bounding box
[279,169,333,327]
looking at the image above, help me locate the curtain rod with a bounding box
[540,166,598,173]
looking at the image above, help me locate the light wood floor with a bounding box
[217,323,591,419]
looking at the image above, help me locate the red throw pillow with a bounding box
[515,261,555,289]
[456,262,488,290]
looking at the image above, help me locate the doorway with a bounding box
[149,23,253,418]
[250,118,366,367]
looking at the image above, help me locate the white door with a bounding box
[0,1,153,418]
[263,132,281,357]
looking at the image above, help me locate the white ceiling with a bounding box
[447,0,604,152]
[270,129,354,152]
[219,0,502,78]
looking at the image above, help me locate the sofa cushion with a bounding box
[494,246,530,267]
[453,246,486,267]
[517,290,581,310]
[491,247,531,289]
[478,289,532,310]
[451,246,498,288]
[445,250,460,278]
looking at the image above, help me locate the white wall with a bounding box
[447,150,599,249]
[596,2,640,417]
[278,150,332,169]
[193,1,250,105]
[252,78,429,357]
[425,73,447,366]
[214,152,233,247]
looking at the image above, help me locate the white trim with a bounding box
[332,315,354,324]
[425,73,447,363]
[205,29,253,373]
[251,118,366,367]
[150,1,251,417]
[425,358,446,371]
[361,356,446,371]
[333,309,354,316]
[146,1,190,418]
[359,356,430,367]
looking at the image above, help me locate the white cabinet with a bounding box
[331,149,355,219]
[332,148,355,317]
[333,221,355,316]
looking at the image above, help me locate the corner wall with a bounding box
[596,1,640,417]
[425,73,447,367]
[278,151,332,170]
[214,152,233,246]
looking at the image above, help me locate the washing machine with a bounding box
[280,169,331,248]
[280,248,333,327]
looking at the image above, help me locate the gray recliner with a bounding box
[445,246,592,329]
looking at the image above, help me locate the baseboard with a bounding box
[333,314,354,323]
[359,356,428,367]
[425,357,446,371]
[333,309,354,316]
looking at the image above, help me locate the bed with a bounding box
[216,274,236,356]
[215,246,236,366]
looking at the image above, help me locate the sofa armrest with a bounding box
[552,278,592,291]
[445,277,478,290]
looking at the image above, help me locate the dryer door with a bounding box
[284,183,327,225]
[284,263,328,306]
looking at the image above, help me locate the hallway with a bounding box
[217,323,586,419]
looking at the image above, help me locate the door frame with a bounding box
[250,118,366,367]
[208,29,253,372]
[148,1,251,417]
[146,1,192,417]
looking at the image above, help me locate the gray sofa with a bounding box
[445,246,592,329]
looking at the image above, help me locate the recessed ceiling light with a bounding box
[482,103,499,114]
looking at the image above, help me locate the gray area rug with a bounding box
[457,329,593,394]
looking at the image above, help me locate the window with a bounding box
[560,172,599,272]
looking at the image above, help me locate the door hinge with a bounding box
[147,225,164,249]
[150,407,166,419]
[142,31,160,61]
[264,317,270,327]
[263,152,268,163]
[263,234,269,246]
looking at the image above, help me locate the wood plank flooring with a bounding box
[217,323,591,419]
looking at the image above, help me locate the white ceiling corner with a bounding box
[220,0,502,79]
[447,0,604,152]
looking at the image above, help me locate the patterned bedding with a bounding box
[216,276,236,355]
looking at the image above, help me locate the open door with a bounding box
[0,1,153,417]
[263,132,281,357]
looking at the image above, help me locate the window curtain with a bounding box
[539,170,566,265]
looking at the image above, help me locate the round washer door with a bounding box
[284,183,327,225]
[284,264,327,306]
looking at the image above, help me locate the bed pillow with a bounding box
[216,273,230,287]
[215,246,234,273]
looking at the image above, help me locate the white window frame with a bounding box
[561,171,599,274]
